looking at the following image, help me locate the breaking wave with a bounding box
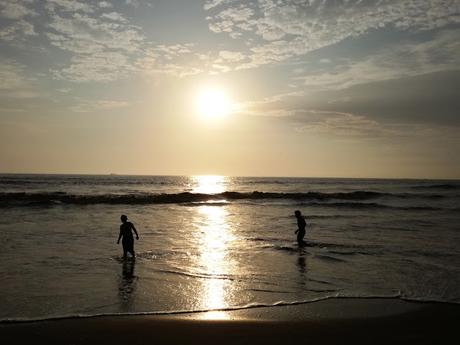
[0,190,447,209]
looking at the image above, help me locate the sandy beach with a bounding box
[1,298,458,345]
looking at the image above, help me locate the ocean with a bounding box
[1,174,459,321]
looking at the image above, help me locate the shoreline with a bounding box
[1,296,457,323]
[1,298,458,344]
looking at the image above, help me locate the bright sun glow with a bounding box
[195,87,233,119]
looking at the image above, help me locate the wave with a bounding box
[0,190,447,207]
[412,183,460,190]
[2,295,458,324]
[301,202,442,211]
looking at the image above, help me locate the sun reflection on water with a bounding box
[194,204,236,320]
[191,175,226,194]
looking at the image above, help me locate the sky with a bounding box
[0,0,459,178]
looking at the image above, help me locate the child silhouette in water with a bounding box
[117,215,139,259]
[294,210,307,247]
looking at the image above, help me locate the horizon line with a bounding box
[0,172,458,181]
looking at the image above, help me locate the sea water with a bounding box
[1,174,459,321]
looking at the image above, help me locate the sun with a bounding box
[195,87,232,119]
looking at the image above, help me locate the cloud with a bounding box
[0,0,36,19]
[207,4,255,38]
[98,1,112,9]
[51,52,136,82]
[323,69,460,127]
[218,50,246,62]
[0,19,36,41]
[298,113,460,151]
[45,0,94,14]
[1,1,225,81]
[47,12,143,54]
[0,58,39,98]
[0,58,30,90]
[298,29,460,91]
[43,2,145,82]
[139,43,212,77]
[237,95,406,139]
[125,0,139,7]
[0,0,37,41]
[294,110,386,138]
[235,90,306,117]
[69,99,129,113]
[205,0,460,68]
[101,12,128,23]
[204,0,232,11]
[124,0,152,8]
[291,109,458,141]
[0,107,25,113]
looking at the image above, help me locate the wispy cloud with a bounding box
[51,52,137,82]
[44,1,145,82]
[69,99,129,113]
[45,0,95,14]
[0,59,28,90]
[205,0,460,69]
[0,58,39,98]
[204,0,231,11]
[291,110,459,141]
[0,0,37,41]
[0,0,36,19]
[139,43,208,77]
[235,90,304,117]
[294,110,386,138]
[297,29,460,90]
[98,2,112,9]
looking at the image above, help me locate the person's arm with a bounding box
[117,227,122,244]
[131,223,139,240]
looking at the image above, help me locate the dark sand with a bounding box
[1,298,458,345]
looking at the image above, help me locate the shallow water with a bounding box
[1,174,459,321]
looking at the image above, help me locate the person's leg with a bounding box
[297,232,303,245]
[297,230,306,246]
[122,243,128,259]
[301,230,307,245]
[127,242,135,258]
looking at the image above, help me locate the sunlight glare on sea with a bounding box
[191,175,226,194]
[193,205,236,319]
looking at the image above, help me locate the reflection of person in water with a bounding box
[118,259,137,307]
[297,253,307,287]
[117,215,139,259]
[294,210,307,247]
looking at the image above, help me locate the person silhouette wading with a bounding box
[117,215,139,259]
[294,210,307,247]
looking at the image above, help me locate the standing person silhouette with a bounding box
[294,210,307,247]
[117,215,139,259]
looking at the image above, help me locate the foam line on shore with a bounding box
[2,294,458,324]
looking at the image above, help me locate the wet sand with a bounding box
[1,298,458,345]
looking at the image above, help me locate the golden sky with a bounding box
[1,0,459,178]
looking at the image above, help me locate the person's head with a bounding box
[121,215,128,223]
[294,210,301,217]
